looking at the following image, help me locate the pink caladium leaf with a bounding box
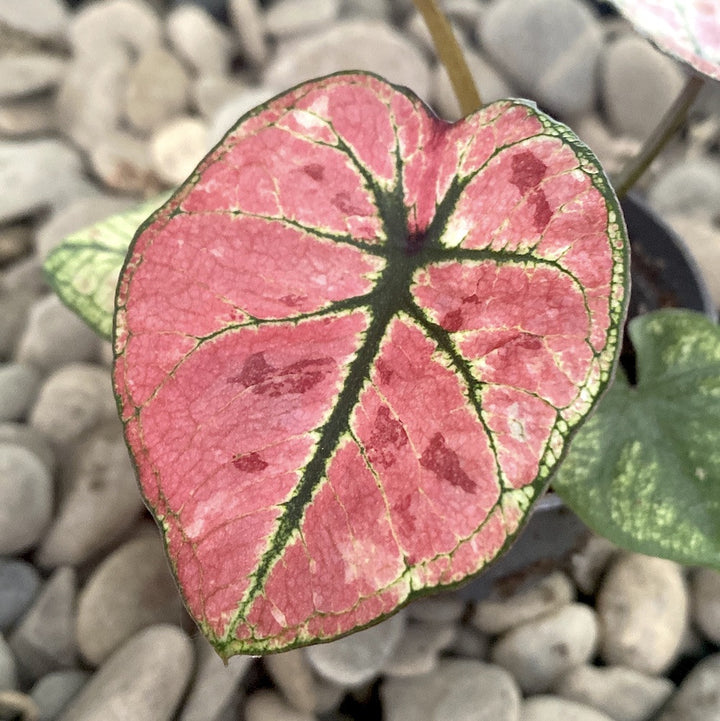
[609,0,720,81]
[114,72,628,656]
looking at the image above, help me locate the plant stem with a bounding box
[613,73,705,199]
[412,0,482,115]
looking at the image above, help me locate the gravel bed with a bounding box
[1,0,719,719]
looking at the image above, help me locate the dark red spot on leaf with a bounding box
[229,354,334,396]
[511,150,547,194]
[366,406,408,469]
[260,357,335,397]
[233,452,268,472]
[529,188,553,230]
[393,493,415,534]
[420,432,477,493]
[332,192,366,216]
[518,336,543,351]
[442,309,463,332]
[302,163,324,181]
[279,294,305,307]
[375,358,393,384]
[229,352,274,386]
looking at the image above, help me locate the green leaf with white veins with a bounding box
[554,309,720,568]
[43,194,170,340]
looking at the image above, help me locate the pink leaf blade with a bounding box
[113,72,629,657]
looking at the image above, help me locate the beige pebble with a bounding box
[124,47,190,134]
[151,116,208,186]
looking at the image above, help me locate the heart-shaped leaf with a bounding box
[554,309,720,568]
[43,194,170,340]
[609,0,720,81]
[113,72,628,656]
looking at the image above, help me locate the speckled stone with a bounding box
[0,0,68,41]
[0,139,91,223]
[0,284,37,360]
[655,653,720,721]
[691,568,720,646]
[0,54,67,101]
[55,50,130,152]
[15,294,101,373]
[556,664,674,721]
[0,423,55,473]
[407,595,466,625]
[306,612,406,686]
[382,659,521,721]
[265,0,340,38]
[648,159,720,220]
[76,534,188,666]
[58,625,193,721]
[597,554,688,675]
[0,93,57,138]
[264,649,319,714]
[245,689,315,721]
[68,0,161,58]
[36,422,144,568]
[472,571,575,635]
[602,34,685,139]
[124,47,190,134]
[431,661,520,721]
[0,444,53,555]
[150,116,207,185]
[382,621,457,677]
[166,4,235,75]
[0,634,18,690]
[191,74,248,119]
[480,0,603,116]
[264,20,431,101]
[0,224,32,268]
[8,568,77,683]
[228,0,268,67]
[491,603,598,694]
[30,670,90,721]
[89,131,156,194]
[0,363,40,422]
[522,695,615,721]
[177,635,252,721]
[664,214,720,309]
[0,558,41,632]
[29,363,117,449]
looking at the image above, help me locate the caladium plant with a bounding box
[113,72,627,655]
[41,0,720,658]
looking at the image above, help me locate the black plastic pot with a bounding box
[459,192,717,601]
[624,193,717,323]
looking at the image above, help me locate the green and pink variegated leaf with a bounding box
[609,0,720,81]
[113,72,628,657]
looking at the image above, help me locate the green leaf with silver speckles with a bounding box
[554,309,720,568]
[43,194,170,340]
